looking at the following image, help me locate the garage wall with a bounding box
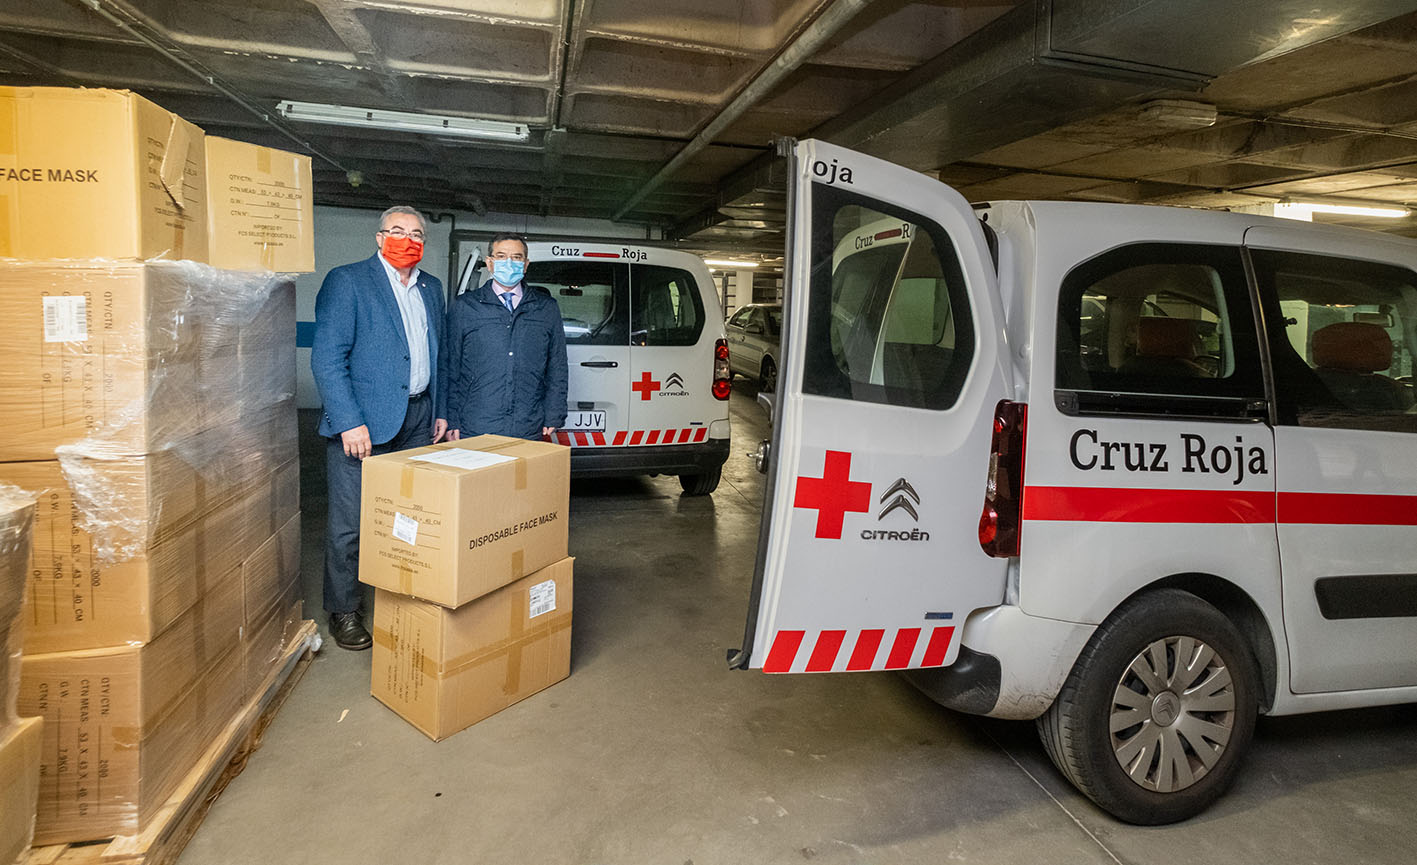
[296,205,639,409]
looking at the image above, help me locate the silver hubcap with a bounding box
[1110,635,1236,793]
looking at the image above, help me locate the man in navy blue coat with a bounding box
[442,232,568,441]
[311,206,447,650]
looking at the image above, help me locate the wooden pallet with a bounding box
[24,621,320,865]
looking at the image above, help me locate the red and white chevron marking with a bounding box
[552,427,710,447]
[762,626,956,673]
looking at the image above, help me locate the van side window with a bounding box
[803,186,974,410]
[1251,250,1417,431]
[1056,244,1263,417]
[530,260,627,346]
[632,265,706,347]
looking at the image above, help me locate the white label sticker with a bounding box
[43,296,88,343]
[392,511,419,546]
[528,579,556,619]
[409,449,517,471]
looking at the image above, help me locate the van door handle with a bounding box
[580,361,619,368]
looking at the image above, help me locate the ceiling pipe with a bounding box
[74,0,356,176]
[611,0,873,222]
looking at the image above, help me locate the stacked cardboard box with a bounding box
[0,485,43,864]
[0,86,315,846]
[360,436,573,741]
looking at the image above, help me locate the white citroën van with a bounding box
[523,242,732,495]
[734,138,1417,823]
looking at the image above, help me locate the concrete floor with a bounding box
[178,388,1417,865]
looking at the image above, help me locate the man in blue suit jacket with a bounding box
[311,206,447,650]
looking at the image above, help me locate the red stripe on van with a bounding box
[574,432,588,446]
[583,252,619,258]
[805,630,846,672]
[612,431,626,446]
[884,629,920,669]
[764,631,805,673]
[676,428,690,443]
[646,430,661,444]
[555,432,571,446]
[921,626,955,667]
[629,430,644,445]
[874,228,902,241]
[693,428,707,442]
[1023,486,1274,524]
[845,629,884,670]
[1278,492,1417,525]
[592,432,606,446]
[663,428,675,442]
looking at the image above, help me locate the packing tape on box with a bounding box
[510,549,524,579]
[397,562,415,595]
[400,466,416,499]
[372,609,571,694]
[474,440,531,490]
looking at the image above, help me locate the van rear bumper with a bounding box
[569,437,730,478]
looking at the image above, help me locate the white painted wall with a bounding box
[297,205,640,408]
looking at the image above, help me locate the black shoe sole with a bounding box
[333,637,372,651]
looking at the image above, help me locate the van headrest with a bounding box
[1312,322,1392,372]
[1136,317,1198,359]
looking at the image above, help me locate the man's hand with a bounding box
[433,418,449,443]
[448,429,461,441]
[542,426,556,439]
[341,425,372,459]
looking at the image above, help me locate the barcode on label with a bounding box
[43,296,88,343]
[528,579,556,618]
[392,511,419,546]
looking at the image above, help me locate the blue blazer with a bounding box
[311,253,445,444]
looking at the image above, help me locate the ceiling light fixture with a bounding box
[1138,99,1218,129]
[1274,202,1410,221]
[704,259,760,269]
[275,100,530,142]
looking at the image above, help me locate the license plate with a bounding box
[563,411,606,433]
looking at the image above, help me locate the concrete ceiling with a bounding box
[4,0,1417,268]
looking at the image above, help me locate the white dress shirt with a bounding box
[379,255,430,396]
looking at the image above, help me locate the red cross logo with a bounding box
[633,371,661,401]
[794,450,872,539]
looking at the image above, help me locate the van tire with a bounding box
[1036,589,1258,825]
[759,357,777,392]
[679,466,721,496]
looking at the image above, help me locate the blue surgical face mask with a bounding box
[492,259,525,287]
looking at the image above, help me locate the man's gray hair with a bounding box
[379,205,427,233]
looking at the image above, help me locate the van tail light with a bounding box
[712,339,732,400]
[979,400,1027,558]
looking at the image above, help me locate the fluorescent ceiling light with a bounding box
[704,259,759,269]
[1274,202,1410,221]
[276,100,529,142]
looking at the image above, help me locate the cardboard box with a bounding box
[0,715,43,864]
[359,436,570,608]
[0,87,207,261]
[0,459,296,653]
[242,590,302,699]
[0,261,201,462]
[371,557,573,741]
[241,514,301,627]
[18,575,244,845]
[205,137,314,272]
[0,486,34,723]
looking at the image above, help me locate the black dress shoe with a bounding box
[330,611,372,651]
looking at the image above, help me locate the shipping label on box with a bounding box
[205,136,314,272]
[359,436,569,608]
[371,557,573,741]
[0,87,207,262]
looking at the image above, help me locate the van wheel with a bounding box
[679,465,721,496]
[1036,589,1258,825]
[759,357,777,392]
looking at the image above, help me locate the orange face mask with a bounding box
[381,236,424,269]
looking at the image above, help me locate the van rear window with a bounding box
[530,260,628,346]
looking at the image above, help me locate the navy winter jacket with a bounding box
[441,280,569,440]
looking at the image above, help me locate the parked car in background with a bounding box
[726,302,782,391]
